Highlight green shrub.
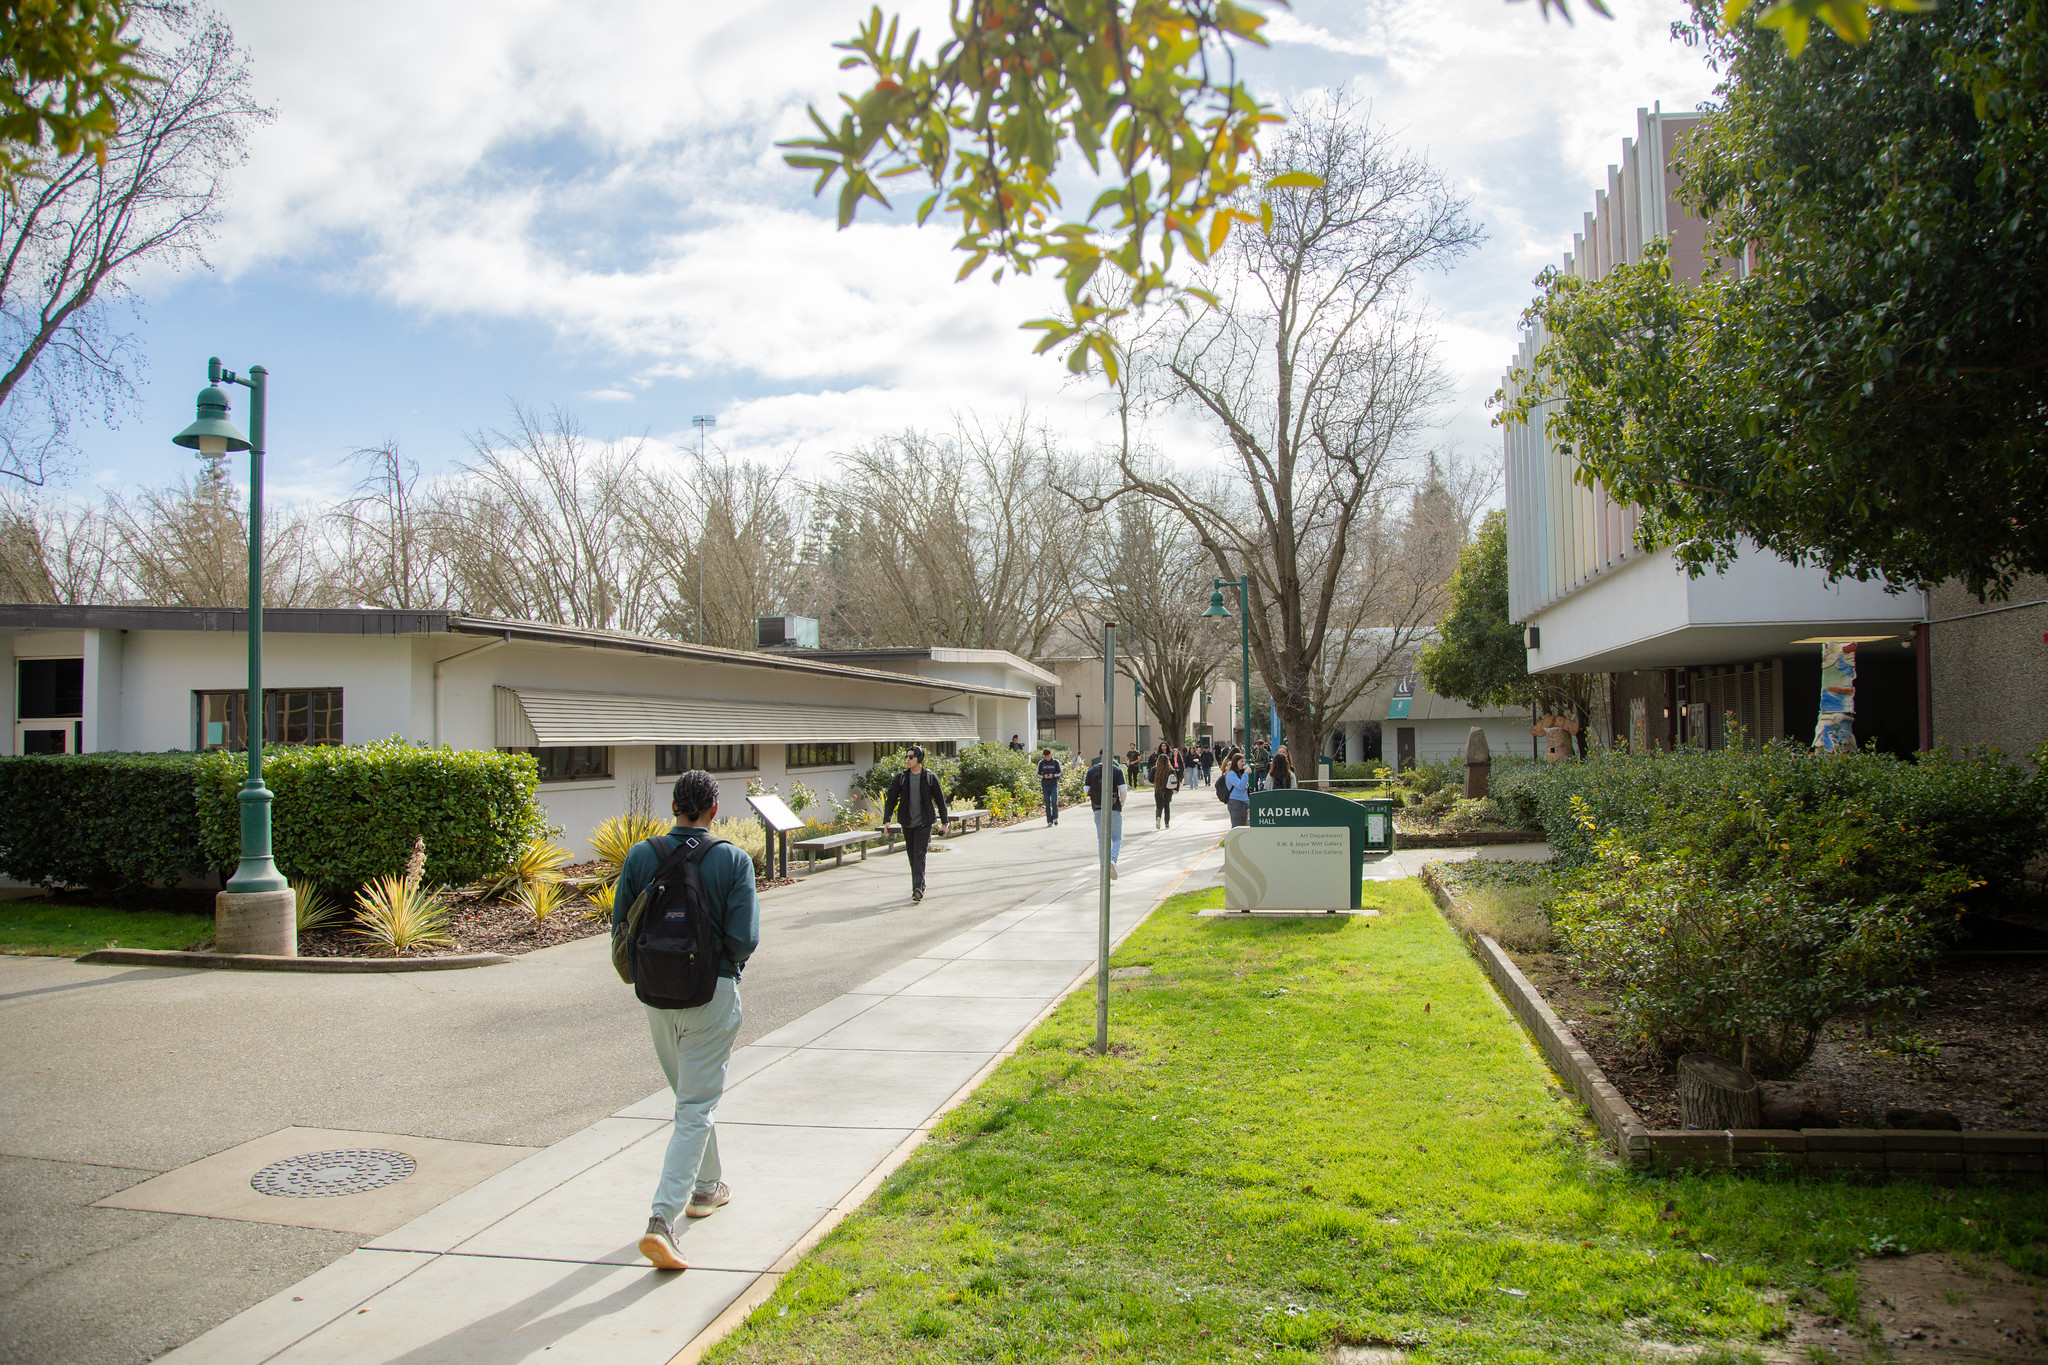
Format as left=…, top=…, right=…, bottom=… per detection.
left=854, top=749, right=962, bottom=802
left=709, top=816, right=767, bottom=876
left=1552, top=810, right=1941, bottom=1076
left=1490, top=742, right=2048, bottom=898
left=1329, top=762, right=1389, bottom=783
left=0, top=753, right=209, bottom=888
left=196, top=739, right=547, bottom=891
left=952, top=742, right=1037, bottom=804
left=1401, top=754, right=1462, bottom=797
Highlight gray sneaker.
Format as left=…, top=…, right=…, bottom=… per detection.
left=638, top=1214, right=687, bottom=1270
left=685, top=1181, right=732, bottom=1220
left=1109, top=860, right=1119, bottom=881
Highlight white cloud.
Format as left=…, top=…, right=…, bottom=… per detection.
left=154, top=0, right=1718, bottom=486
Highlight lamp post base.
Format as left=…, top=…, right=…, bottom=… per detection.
left=216, top=889, right=297, bottom=957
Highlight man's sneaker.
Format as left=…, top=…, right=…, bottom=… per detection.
left=1109, top=860, right=1119, bottom=881
left=686, top=1182, right=732, bottom=1219
left=913, top=887, right=924, bottom=903
left=638, top=1215, right=687, bottom=1270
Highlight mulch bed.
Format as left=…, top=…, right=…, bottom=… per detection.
left=1503, top=910, right=2048, bottom=1132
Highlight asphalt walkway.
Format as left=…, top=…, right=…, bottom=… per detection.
left=155, top=804, right=1227, bottom=1364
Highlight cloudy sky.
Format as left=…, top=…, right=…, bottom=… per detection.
left=75, top=0, right=1720, bottom=503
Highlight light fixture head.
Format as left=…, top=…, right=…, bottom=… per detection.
left=172, top=384, right=250, bottom=453
left=1202, top=588, right=1230, bottom=618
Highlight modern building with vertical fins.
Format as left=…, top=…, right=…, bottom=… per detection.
left=1500, top=106, right=1936, bottom=756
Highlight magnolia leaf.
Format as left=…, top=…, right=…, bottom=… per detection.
left=1264, top=171, right=1323, bottom=190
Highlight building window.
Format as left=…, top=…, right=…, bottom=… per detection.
left=787, top=742, right=854, bottom=769
left=17, top=659, right=83, bottom=719
left=196, top=689, right=344, bottom=751
left=515, top=746, right=611, bottom=782
left=873, top=740, right=956, bottom=761
left=656, top=744, right=757, bottom=775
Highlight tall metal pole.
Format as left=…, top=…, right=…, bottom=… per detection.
left=1097, top=620, right=1115, bottom=1055
left=1236, top=577, right=1252, bottom=756
left=226, top=361, right=282, bottom=894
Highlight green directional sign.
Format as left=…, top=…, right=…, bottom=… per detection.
left=1249, top=788, right=1394, bottom=909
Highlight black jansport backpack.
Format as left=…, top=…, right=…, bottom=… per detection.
left=1215, top=771, right=1231, bottom=803
left=622, top=834, right=726, bottom=1009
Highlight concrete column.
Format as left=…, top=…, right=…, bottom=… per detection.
left=81, top=628, right=122, bottom=752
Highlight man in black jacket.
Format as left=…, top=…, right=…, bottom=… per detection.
left=882, top=746, right=949, bottom=903
left=1036, top=747, right=1064, bottom=826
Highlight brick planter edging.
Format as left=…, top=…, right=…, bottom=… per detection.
left=76, top=947, right=515, bottom=972
left=1416, top=867, right=2045, bottom=1180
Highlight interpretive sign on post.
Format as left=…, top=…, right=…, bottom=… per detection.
left=747, top=794, right=805, bottom=880
left=1222, top=827, right=1351, bottom=912
left=1249, top=788, right=1391, bottom=909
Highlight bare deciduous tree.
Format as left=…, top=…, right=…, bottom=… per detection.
left=0, top=6, right=269, bottom=486
left=634, top=449, right=807, bottom=649
left=328, top=444, right=446, bottom=609
left=1069, top=486, right=1233, bottom=745
left=113, top=458, right=332, bottom=606
left=433, top=407, right=659, bottom=633
left=1091, top=98, right=1483, bottom=758
left=828, top=416, right=1085, bottom=656
left=0, top=495, right=122, bottom=603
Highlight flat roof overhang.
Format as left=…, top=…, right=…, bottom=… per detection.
left=1531, top=619, right=1921, bottom=674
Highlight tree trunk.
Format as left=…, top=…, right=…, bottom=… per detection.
left=1678, top=1053, right=1761, bottom=1130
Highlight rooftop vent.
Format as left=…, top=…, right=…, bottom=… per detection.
left=756, top=615, right=819, bottom=651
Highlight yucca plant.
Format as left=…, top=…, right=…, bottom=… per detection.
left=351, top=875, right=454, bottom=955
left=585, top=880, right=616, bottom=923
left=484, top=837, right=571, bottom=898
left=588, top=812, right=667, bottom=882
left=291, top=878, right=344, bottom=932
left=511, top=877, right=564, bottom=929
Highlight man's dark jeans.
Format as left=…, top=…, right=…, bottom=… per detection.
left=1042, top=778, right=1059, bottom=823
left=904, top=821, right=933, bottom=892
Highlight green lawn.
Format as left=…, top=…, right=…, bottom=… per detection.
left=710, top=881, right=2048, bottom=1364
left=0, top=898, right=214, bottom=956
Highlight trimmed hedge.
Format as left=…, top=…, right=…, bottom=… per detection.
left=196, top=739, right=548, bottom=891
left=0, top=753, right=210, bottom=888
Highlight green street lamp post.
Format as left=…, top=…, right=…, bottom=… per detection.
left=174, top=358, right=295, bottom=955
left=1204, top=576, right=1254, bottom=757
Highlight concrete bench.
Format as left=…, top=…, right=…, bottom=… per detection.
left=789, top=829, right=884, bottom=872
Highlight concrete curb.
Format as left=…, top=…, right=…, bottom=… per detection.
left=663, top=839, right=1221, bottom=1365
left=74, top=947, right=515, bottom=972
left=1417, top=865, right=2047, bottom=1181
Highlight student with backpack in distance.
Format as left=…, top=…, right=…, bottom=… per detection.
left=611, top=770, right=760, bottom=1272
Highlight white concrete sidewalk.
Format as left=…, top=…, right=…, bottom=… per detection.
left=162, top=817, right=1222, bottom=1365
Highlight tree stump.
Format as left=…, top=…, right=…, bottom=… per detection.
left=1678, top=1053, right=1761, bottom=1130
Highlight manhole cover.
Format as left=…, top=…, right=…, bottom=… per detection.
left=250, top=1149, right=416, bottom=1199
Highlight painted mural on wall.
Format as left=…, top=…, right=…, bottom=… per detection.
left=1813, top=641, right=1858, bottom=753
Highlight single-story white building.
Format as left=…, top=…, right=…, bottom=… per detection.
left=1, top=606, right=1044, bottom=859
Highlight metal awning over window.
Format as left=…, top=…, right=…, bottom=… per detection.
left=495, top=687, right=978, bottom=748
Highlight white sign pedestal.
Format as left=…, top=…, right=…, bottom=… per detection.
left=1222, top=827, right=1352, bottom=913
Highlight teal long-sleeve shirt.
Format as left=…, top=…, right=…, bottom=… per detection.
left=610, top=825, right=760, bottom=980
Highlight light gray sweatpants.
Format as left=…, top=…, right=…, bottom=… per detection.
left=644, top=976, right=742, bottom=1223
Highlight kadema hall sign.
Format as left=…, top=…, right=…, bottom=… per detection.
left=1227, top=788, right=1394, bottom=912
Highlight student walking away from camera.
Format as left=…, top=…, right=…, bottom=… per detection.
left=1085, top=750, right=1127, bottom=878
left=1152, top=740, right=1177, bottom=829
left=1197, top=741, right=1214, bottom=785
left=1037, top=747, right=1064, bottom=826
left=883, top=745, right=949, bottom=903
left=1222, top=753, right=1253, bottom=827
left=1269, top=744, right=1294, bottom=790
left=612, top=771, right=759, bottom=1272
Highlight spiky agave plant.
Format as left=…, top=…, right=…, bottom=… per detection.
left=291, top=878, right=344, bottom=932
left=585, top=880, right=617, bottom=924
left=484, top=837, right=571, bottom=899
left=351, top=834, right=454, bottom=955
left=511, top=877, right=564, bottom=929
left=588, top=813, right=667, bottom=882
left=351, top=877, right=454, bottom=955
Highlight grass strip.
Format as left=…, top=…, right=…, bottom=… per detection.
left=0, top=899, right=213, bottom=956
left=711, top=880, right=2048, bottom=1364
